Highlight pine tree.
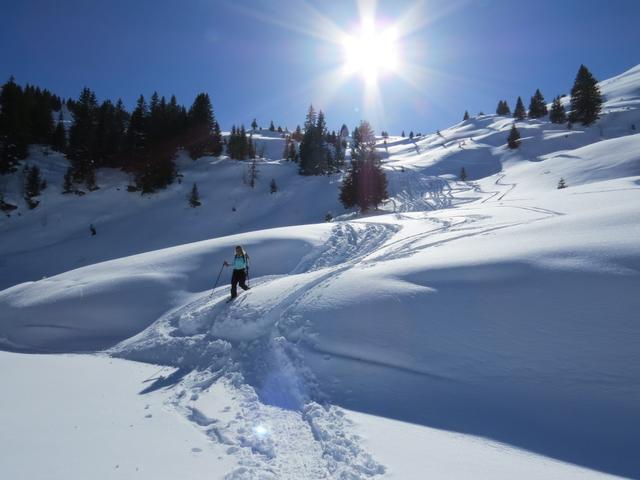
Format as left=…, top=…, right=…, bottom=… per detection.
left=51, top=112, right=66, bottom=152
left=340, top=120, right=388, bottom=212
left=549, top=96, right=567, bottom=124
left=463, top=111, right=470, bottom=121
left=186, top=92, right=218, bottom=159
left=68, top=87, right=100, bottom=183
left=189, top=182, right=201, bottom=207
left=248, top=158, right=259, bottom=188
left=25, top=165, right=42, bottom=198
left=63, top=167, right=73, bottom=193
left=270, top=178, right=278, bottom=194
left=340, top=124, right=349, bottom=138
left=0, top=77, right=30, bottom=173
left=513, top=97, right=526, bottom=120
left=409, top=131, right=414, bottom=139
left=251, top=118, right=258, bottom=131
left=528, top=89, right=548, bottom=118
left=401, top=130, right=405, bottom=137
left=459, top=166, right=467, bottom=181
left=507, top=124, right=521, bottom=149
left=287, top=141, right=298, bottom=162
left=569, top=64, right=603, bottom=126
left=299, top=106, right=331, bottom=175
left=269, top=121, right=275, bottom=131
left=496, top=100, right=511, bottom=116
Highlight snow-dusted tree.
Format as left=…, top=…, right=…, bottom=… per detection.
left=513, top=97, right=526, bottom=120
left=189, top=182, right=201, bottom=207
left=507, top=123, right=521, bottom=149
left=549, top=96, right=567, bottom=124
left=528, top=89, right=548, bottom=118
left=569, top=64, right=603, bottom=126
left=557, top=178, right=567, bottom=189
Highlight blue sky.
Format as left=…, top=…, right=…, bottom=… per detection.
left=1, top=0, right=638, bottom=135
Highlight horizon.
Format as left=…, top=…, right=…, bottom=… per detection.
left=1, top=0, right=639, bottom=134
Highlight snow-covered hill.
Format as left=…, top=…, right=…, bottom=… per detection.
left=1, top=65, right=639, bottom=479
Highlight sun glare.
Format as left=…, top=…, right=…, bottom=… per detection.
left=342, top=19, right=400, bottom=82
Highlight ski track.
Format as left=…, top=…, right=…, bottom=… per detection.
left=110, top=172, right=565, bottom=479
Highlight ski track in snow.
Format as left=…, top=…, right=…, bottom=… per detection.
left=108, top=174, right=570, bottom=479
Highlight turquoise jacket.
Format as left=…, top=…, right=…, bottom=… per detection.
left=232, top=255, right=248, bottom=271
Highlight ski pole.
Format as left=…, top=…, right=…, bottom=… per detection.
left=210, top=262, right=226, bottom=296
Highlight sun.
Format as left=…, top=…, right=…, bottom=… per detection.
left=341, top=18, right=400, bottom=82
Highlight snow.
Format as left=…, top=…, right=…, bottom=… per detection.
left=1, top=64, right=640, bottom=478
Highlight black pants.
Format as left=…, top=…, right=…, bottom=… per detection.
left=231, top=269, right=249, bottom=298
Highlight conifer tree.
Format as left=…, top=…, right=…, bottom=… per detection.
left=549, top=96, right=567, bottom=124
left=51, top=112, right=66, bottom=152
left=459, top=166, right=467, bottom=181
left=270, top=178, right=278, bottom=194
left=496, top=100, right=511, bottom=116
left=269, top=120, right=275, bottom=132
left=528, top=89, right=548, bottom=118
left=68, top=87, right=100, bottom=182
left=0, top=77, right=30, bottom=173
left=401, top=130, right=405, bottom=137
left=340, top=120, right=388, bottom=211
left=189, top=182, right=201, bottom=207
left=186, top=93, right=219, bottom=159
left=463, top=111, right=470, bottom=121
left=340, top=124, right=349, bottom=138
left=569, top=64, right=603, bottom=126
left=513, top=97, right=526, bottom=120
left=25, top=165, right=42, bottom=199
left=557, top=178, right=567, bottom=189
left=251, top=118, right=258, bottom=131
left=507, top=123, right=521, bottom=149
left=63, top=167, right=74, bottom=193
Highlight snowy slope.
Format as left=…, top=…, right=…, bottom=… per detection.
left=1, top=64, right=640, bottom=479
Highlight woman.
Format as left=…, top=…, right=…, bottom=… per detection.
left=224, top=245, right=250, bottom=300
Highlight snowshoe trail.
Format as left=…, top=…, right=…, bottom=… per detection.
left=112, top=221, right=396, bottom=478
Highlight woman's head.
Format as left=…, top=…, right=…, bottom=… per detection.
left=235, top=245, right=244, bottom=256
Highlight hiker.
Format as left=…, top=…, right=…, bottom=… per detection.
left=224, top=245, right=250, bottom=299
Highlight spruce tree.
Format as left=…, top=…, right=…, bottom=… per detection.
left=51, top=112, right=66, bottom=152
left=270, top=178, right=278, bottom=194
left=68, top=87, right=100, bottom=183
left=25, top=165, right=42, bottom=198
left=340, top=120, right=388, bottom=211
left=189, top=183, right=201, bottom=207
left=496, top=100, right=511, bottom=116
left=463, top=111, right=470, bottom=121
left=557, top=178, right=567, bottom=189
left=528, top=89, right=548, bottom=118
left=507, top=124, right=521, bottom=149
left=251, top=118, right=258, bottom=131
left=569, top=64, right=603, bottom=125
left=63, top=167, right=73, bottom=193
left=459, top=166, right=467, bottom=181
left=513, top=97, right=526, bottom=120
left=0, top=77, right=30, bottom=173
left=269, top=120, right=275, bottom=132
left=549, top=96, right=567, bottom=124
left=186, top=92, right=217, bottom=159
